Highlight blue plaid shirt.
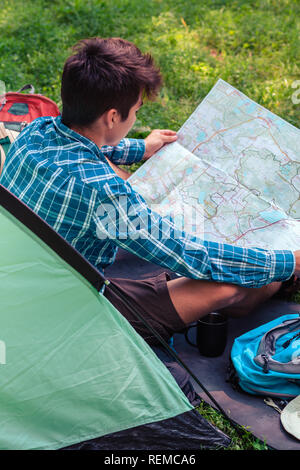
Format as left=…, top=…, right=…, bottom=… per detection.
left=0, top=116, right=295, bottom=287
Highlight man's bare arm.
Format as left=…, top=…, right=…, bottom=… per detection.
left=294, top=250, right=300, bottom=277
left=104, top=156, right=131, bottom=180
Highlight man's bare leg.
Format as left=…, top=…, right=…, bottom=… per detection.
left=166, top=277, right=281, bottom=325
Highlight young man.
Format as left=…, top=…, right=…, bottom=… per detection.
left=1, top=37, right=299, bottom=346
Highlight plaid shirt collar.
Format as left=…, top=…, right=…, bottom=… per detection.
left=53, top=115, right=107, bottom=163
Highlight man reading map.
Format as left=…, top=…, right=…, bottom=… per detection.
left=1, top=37, right=299, bottom=346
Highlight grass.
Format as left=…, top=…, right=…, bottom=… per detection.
left=0, top=0, right=299, bottom=132
left=0, top=0, right=299, bottom=450
left=196, top=401, right=269, bottom=450
left=294, top=291, right=300, bottom=303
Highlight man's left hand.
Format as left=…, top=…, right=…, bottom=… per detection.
left=143, top=129, right=178, bottom=160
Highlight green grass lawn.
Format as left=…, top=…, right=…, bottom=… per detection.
left=1, top=0, right=299, bottom=449
left=1, top=0, right=299, bottom=132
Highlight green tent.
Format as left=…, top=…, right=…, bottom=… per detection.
left=0, top=184, right=230, bottom=450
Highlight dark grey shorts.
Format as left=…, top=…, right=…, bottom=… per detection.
left=103, top=272, right=186, bottom=346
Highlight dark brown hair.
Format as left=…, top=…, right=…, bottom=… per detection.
left=61, top=37, right=162, bottom=127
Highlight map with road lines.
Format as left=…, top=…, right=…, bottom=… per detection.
left=129, top=79, right=300, bottom=250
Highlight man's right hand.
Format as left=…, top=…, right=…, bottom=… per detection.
left=294, top=250, right=300, bottom=277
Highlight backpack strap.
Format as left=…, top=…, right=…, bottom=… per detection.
left=16, top=84, right=35, bottom=94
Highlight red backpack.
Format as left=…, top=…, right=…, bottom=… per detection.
left=0, top=84, right=60, bottom=175
left=0, top=84, right=60, bottom=132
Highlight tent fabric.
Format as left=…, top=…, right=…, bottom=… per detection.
left=0, top=186, right=231, bottom=450
left=0, top=205, right=192, bottom=449
left=151, top=346, right=203, bottom=408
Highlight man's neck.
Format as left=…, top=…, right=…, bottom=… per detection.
left=70, top=123, right=105, bottom=149
left=70, top=123, right=130, bottom=178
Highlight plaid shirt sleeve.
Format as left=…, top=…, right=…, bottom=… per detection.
left=101, top=138, right=145, bottom=165
left=93, top=176, right=295, bottom=288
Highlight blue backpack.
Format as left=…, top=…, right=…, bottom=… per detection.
left=229, top=314, right=300, bottom=399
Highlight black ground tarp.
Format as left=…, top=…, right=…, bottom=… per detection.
left=63, top=409, right=231, bottom=450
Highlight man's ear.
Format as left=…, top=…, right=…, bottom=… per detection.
left=105, top=109, right=120, bottom=129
